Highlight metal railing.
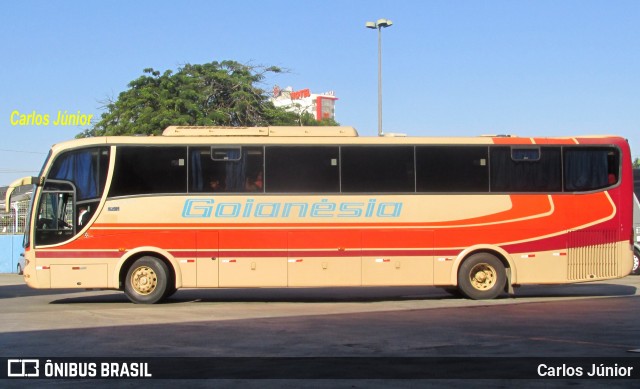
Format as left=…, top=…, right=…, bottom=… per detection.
left=0, top=199, right=30, bottom=234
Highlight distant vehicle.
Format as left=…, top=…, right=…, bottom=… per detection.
left=17, top=253, right=24, bottom=275
left=632, top=168, right=640, bottom=275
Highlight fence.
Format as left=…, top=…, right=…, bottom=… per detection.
left=1, top=198, right=30, bottom=234
left=0, top=196, right=30, bottom=273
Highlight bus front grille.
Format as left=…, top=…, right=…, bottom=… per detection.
left=567, top=229, right=618, bottom=281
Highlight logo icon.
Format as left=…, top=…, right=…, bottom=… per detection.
left=7, top=359, right=40, bottom=377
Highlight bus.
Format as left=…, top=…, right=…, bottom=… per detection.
left=4, top=126, right=635, bottom=304
left=633, top=168, right=640, bottom=274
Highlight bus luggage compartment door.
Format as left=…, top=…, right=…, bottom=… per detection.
left=50, top=264, right=108, bottom=288
left=218, top=230, right=288, bottom=287
left=287, top=230, right=361, bottom=287
left=362, top=230, right=434, bottom=286
left=196, top=231, right=219, bottom=287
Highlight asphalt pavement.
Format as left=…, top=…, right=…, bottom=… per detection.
left=1, top=274, right=639, bottom=388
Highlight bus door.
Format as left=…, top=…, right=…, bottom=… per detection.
left=34, top=179, right=108, bottom=288
left=34, top=180, right=76, bottom=246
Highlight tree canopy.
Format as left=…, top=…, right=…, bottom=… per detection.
left=77, top=60, right=336, bottom=138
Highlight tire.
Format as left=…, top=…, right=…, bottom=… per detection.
left=632, top=248, right=640, bottom=275
left=458, top=253, right=506, bottom=300
left=124, top=256, right=169, bottom=304
left=163, top=285, right=178, bottom=299
left=162, top=270, right=177, bottom=299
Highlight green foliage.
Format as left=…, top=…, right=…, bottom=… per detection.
left=77, top=60, right=337, bottom=138
left=300, top=113, right=340, bottom=126
left=634, top=157, right=640, bottom=168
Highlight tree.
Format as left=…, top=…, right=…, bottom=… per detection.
left=300, top=113, right=340, bottom=126
left=633, top=157, right=640, bottom=168
left=77, top=60, right=331, bottom=138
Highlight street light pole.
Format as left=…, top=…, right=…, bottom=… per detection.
left=366, top=18, right=392, bottom=137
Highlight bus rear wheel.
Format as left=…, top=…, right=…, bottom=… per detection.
left=124, top=256, right=169, bottom=304
left=458, top=253, right=506, bottom=300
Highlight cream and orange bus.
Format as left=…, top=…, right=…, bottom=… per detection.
left=4, top=126, right=635, bottom=303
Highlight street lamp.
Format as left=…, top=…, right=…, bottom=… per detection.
left=366, top=18, right=392, bottom=137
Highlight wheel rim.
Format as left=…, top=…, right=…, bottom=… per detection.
left=468, top=263, right=497, bottom=291
left=130, top=266, right=158, bottom=295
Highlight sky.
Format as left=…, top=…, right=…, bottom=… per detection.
left=1, top=0, right=638, bottom=186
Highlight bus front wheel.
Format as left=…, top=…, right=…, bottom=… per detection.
left=458, top=253, right=506, bottom=300
left=124, top=256, right=169, bottom=304
left=632, top=248, right=640, bottom=275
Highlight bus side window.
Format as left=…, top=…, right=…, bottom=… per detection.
left=341, top=146, right=414, bottom=193
left=189, top=146, right=264, bottom=193
left=416, top=146, right=489, bottom=192
left=109, top=146, right=187, bottom=197
left=48, top=147, right=109, bottom=201
left=490, top=146, right=562, bottom=192
left=265, top=146, right=339, bottom=193
left=564, top=148, right=619, bottom=191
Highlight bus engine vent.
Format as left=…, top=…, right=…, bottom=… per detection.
left=567, top=229, right=619, bottom=281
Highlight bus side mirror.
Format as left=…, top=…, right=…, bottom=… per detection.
left=4, top=176, right=39, bottom=212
